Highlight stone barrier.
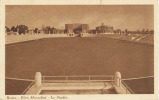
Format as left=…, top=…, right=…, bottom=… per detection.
left=35, top=72, right=41, bottom=87
left=5, top=33, right=69, bottom=44
left=114, top=72, right=121, bottom=87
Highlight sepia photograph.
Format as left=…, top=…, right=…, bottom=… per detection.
left=3, top=2, right=156, bottom=97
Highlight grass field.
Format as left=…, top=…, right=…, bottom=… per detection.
left=5, top=79, right=32, bottom=95
left=124, top=77, right=154, bottom=94
left=5, top=37, right=154, bottom=94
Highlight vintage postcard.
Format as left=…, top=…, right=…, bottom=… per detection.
left=0, top=0, right=158, bottom=100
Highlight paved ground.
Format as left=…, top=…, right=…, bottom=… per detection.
left=5, top=37, right=154, bottom=94
left=40, top=89, right=116, bottom=94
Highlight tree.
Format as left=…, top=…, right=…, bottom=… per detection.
left=34, top=28, right=38, bottom=33
left=146, top=29, right=149, bottom=33
left=16, top=25, right=19, bottom=32
left=113, top=30, right=116, bottom=34
left=125, top=29, right=128, bottom=34
left=50, top=27, right=56, bottom=34
left=116, top=29, right=121, bottom=34
left=18, top=25, right=29, bottom=34
left=142, top=29, right=145, bottom=34
left=11, top=26, right=16, bottom=32
left=5, top=26, right=10, bottom=32
left=118, top=29, right=122, bottom=34
left=137, top=30, right=140, bottom=34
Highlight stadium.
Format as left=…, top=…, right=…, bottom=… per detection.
left=5, top=5, right=154, bottom=95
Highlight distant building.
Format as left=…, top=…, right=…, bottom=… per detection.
left=81, top=24, right=89, bottom=33
left=95, top=23, right=113, bottom=34
left=89, top=29, right=97, bottom=34
left=54, top=29, right=66, bottom=34
left=65, top=24, right=74, bottom=33
left=65, top=23, right=89, bottom=34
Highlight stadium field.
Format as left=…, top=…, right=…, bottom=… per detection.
left=5, top=37, right=154, bottom=94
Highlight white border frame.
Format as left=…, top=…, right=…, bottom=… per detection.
left=0, top=0, right=158, bottom=100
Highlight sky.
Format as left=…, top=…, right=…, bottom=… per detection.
left=5, top=5, right=154, bottom=31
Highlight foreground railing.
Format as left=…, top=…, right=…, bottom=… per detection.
left=42, top=75, right=114, bottom=83
left=21, top=81, right=35, bottom=95
left=21, top=72, right=135, bottom=94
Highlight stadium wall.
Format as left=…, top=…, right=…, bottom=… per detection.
left=5, top=33, right=69, bottom=44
